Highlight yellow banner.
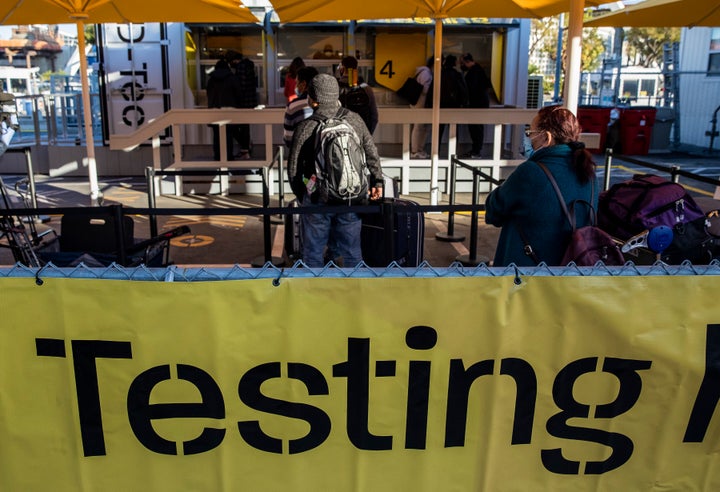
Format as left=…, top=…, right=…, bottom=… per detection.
left=2, top=275, right=720, bottom=490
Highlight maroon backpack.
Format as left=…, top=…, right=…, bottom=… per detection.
left=598, top=174, right=705, bottom=240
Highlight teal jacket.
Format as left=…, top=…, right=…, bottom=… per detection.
left=485, top=144, right=599, bottom=266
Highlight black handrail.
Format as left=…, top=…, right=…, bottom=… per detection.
left=604, top=152, right=720, bottom=189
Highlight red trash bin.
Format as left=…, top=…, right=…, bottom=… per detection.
left=619, top=107, right=657, bottom=155
left=577, top=106, right=612, bottom=153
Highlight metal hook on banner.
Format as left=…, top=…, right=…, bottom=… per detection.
left=513, top=265, right=522, bottom=285
left=273, top=267, right=285, bottom=287
left=34, top=265, right=46, bottom=286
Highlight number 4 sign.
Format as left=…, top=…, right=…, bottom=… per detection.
left=374, top=33, right=427, bottom=92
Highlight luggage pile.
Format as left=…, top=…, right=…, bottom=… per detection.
left=597, top=174, right=720, bottom=264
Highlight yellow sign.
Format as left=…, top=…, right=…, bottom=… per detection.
left=374, top=33, right=427, bottom=92
left=2, top=275, right=720, bottom=490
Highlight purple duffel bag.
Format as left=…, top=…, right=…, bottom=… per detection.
left=598, top=174, right=705, bottom=240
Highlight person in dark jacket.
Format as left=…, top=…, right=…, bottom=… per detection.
left=337, top=55, right=379, bottom=134
left=206, top=59, right=241, bottom=161
left=426, top=55, right=468, bottom=156
left=227, top=51, right=258, bottom=159
left=287, top=73, right=384, bottom=268
left=461, top=52, right=493, bottom=158
left=485, top=105, right=598, bottom=266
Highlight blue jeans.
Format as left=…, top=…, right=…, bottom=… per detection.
left=301, top=195, right=363, bottom=268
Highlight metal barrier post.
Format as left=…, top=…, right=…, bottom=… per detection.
left=604, top=148, right=613, bottom=191
left=435, top=155, right=466, bottom=243
left=670, top=165, right=680, bottom=183
left=271, top=146, right=285, bottom=224
left=145, top=167, right=158, bottom=238
left=111, top=204, right=127, bottom=266
left=277, top=145, right=285, bottom=212
left=252, top=166, right=285, bottom=267
left=456, top=169, right=489, bottom=266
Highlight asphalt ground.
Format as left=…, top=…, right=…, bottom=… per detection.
left=2, top=146, right=720, bottom=268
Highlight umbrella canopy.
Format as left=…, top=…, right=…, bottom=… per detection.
left=272, top=0, right=533, bottom=22
left=585, top=0, right=720, bottom=27
left=582, top=0, right=716, bottom=137
left=1, top=0, right=258, bottom=204
left=0, top=0, right=258, bottom=24
left=272, top=0, right=592, bottom=204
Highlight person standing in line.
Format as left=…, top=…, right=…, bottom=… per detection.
left=461, top=52, right=493, bottom=158
left=337, top=55, right=379, bottom=134
left=485, top=106, right=598, bottom=266
left=410, top=57, right=433, bottom=159
left=287, top=74, right=384, bottom=268
left=283, top=66, right=319, bottom=147
left=227, top=51, right=258, bottom=160
left=206, top=59, right=241, bottom=161
left=284, top=57, right=305, bottom=103
left=426, top=54, right=468, bottom=157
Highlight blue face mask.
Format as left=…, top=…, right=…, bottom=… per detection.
left=295, top=87, right=302, bottom=97
left=522, top=135, right=535, bottom=158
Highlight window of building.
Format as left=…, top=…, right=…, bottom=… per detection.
left=709, top=28, right=720, bottom=76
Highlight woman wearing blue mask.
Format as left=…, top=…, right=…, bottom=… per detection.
left=485, top=105, right=598, bottom=266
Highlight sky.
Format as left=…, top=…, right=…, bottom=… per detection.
left=0, top=24, right=77, bottom=40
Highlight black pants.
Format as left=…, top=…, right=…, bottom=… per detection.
left=468, top=124, right=485, bottom=155
left=211, top=125, right=241, bottom=161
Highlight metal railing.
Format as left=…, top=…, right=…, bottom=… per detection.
left=438, top=155, right=504, bottom=266
left=11, top=93, right=103, bottom=146
left=602, top=149, right=720, bottom=191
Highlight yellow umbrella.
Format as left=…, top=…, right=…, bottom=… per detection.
left=272, top=0, right=595, bottom=204
left=0, top=0, right=258, bottom=204
left=0, top=0, right=258, bottom=24
left=585, top=0, right=719, bottom=27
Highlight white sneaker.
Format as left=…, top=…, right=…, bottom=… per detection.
left=411, top=151, right=429, bottom=159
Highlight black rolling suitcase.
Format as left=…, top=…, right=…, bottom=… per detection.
left=283, top=199, right=302, bottom=262
left=361, top=198, right=424, bottom=267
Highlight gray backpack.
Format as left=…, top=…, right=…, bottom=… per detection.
left=311, top=108, right=368, bottom=204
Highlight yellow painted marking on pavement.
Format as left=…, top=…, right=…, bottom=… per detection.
left=170, top=234, right=215, bottom=248
left=163, top=215, right=247, bottom=229
left=102, top=188, right=145, bottom=204
left=429, top=217, right=469, bottom=257
left=616, top=165, right=713, bottom=196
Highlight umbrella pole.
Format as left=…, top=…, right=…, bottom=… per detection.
left=76, top=21, right=101, bottom=205
left=563, top=0, right=585, bottom=114
left=429, top=18, right=443, bottom=206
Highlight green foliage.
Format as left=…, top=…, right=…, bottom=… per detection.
left=84, top=25, right=96, bottom=46
left=531, top=16, right=606, bottom=76
left=624, top=28, right=680, bottom=67
left=39, top=71, right=68, bottom=82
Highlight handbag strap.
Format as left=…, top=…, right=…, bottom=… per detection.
left=516, top=161, right=595, bottom=265
left=536, top=161, right=596, bottom=232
